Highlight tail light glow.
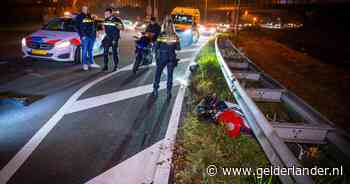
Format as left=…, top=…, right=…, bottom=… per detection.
left=70, top=38, right=81, bottom=46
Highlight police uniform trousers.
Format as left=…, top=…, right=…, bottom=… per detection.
left=103, top=37, right=119, bottom=68
left=154, top=59, right=176, bottom=94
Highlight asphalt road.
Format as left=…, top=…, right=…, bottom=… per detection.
left=0, top=30, right=209, bottom=184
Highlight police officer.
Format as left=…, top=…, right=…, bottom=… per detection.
left=145, top=17, right=161, bottom=42
left=153, top=16, right=180, bottom=99
left=102, top=8, right=124, bottom=72
left=75, top=5, right=100, bottom=71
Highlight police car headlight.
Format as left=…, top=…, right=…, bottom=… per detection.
left=55, top=40, right=71, bottom=48
left=21, top=38, right=26, bottom=47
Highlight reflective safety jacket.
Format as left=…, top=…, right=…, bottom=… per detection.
left=155, top=33, right=180, bottom=64
left=103, top=16, right=123, bottom=40
left=75, top=13, right=96, bottom=38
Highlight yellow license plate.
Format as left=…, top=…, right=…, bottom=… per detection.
left=32, top=49, right=48, bottom=55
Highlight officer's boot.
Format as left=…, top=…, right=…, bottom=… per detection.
left=152, top=89, right=158, bottom=98
left=113, top=66, right=118, bottom=72
left=167, top=91, right=172, bottom=99
left=112, top=44, right=119, bottom=72
left=167, top=88, right=172, bottom=99
left=102, top=65, right=108, bottom=72
left=102, top=50, right=109, bottom=72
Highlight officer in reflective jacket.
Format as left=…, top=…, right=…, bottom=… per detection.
left=153, top=16, right=180, bottom=99
left=75, top=5, right=99, bottom=71
left=102, top=8, right=124, bottom=72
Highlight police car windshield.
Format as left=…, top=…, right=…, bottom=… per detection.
left=43, top=18, right=76, bottom=32
left=172, top=15, right=193, bottom=25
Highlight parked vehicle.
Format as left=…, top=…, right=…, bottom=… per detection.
left=21, top=13, right=105, bottom=63
left=171, top=7, right=200, bottom=47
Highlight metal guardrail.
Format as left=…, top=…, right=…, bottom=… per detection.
left=215, top=37, right=314, bottom=184
left=216, top=36, right=350, bottom=157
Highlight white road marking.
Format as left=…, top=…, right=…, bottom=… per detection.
left=176, top=48, right=199, bottom=54
left=0, top=64, right=133, bottom=184
left=67, top=81, right=179, bottom=114
left=178, top=58, right=192, bottom=63
left=0, top=61, right=8, bottom=65
left=85, top=140, right=163, bottom=184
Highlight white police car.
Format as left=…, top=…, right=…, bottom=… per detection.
left=21, top=14, right=105, bottom=63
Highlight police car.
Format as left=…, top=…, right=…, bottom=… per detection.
left=21, top=13, right=105, bottom=63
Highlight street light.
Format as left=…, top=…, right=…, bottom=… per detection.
left=205, top=0, right=208, bottom=24
left=234, top=0, right=240, bottom=36
left=244, top=10, right=248, bottom=16
left=153, top=0, right=158, bottom=18
left=253, top=17, right=257, bottom=25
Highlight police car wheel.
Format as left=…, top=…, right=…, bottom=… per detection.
left=73, top=46, right=82, bottom=65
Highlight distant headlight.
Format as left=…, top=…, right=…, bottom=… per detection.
left=210, top=27, right=216, bottom=33
left=21, top=38, right=26, bottom=47
left=183, top=29, right=192, bottom=35
left=55, top=40, right=71, bottom=48
left=199, top=25, right=205, bottom=32
left=141, top=24, right=147, bottom=29
left=64, top=11, right=71, bottom=17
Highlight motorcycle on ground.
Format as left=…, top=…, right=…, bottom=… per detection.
left=132, top=32, right=155, bottom=74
